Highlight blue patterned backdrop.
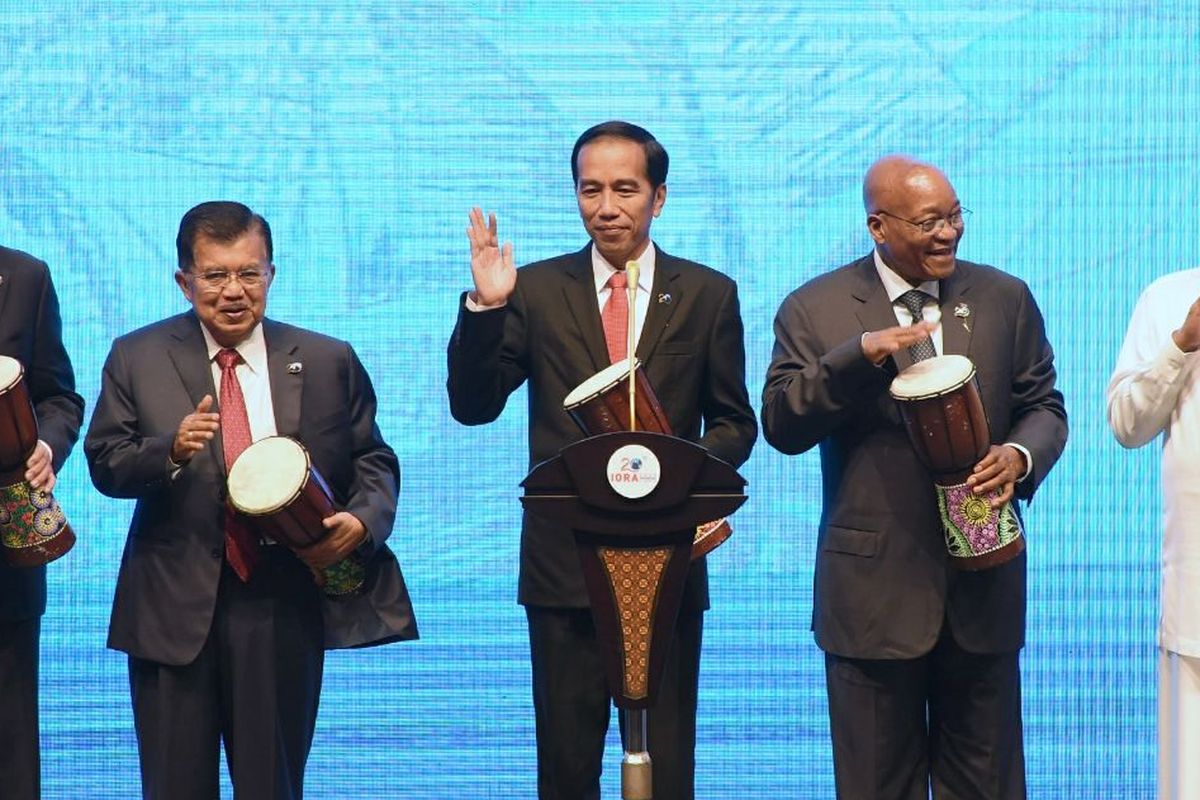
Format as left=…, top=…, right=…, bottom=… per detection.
left=3, top=1, right=1197, bottom=796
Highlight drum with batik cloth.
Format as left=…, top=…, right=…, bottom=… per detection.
left=889, top=354, right=1024, bottom=570
left=0, top=356, right=74, bottom=567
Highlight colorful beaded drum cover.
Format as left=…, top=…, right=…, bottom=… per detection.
left=0, top=480, right=74, bottom=567
left=936, top=481, right=1024, bottom=564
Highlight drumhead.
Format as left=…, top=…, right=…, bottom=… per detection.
left=562, top=358, right=641, bottom=409
left=0, top=355, right=23, bottom=392
left=227, top=436, right=309, bottom=514
left=889, top=354, right=975, bottom=400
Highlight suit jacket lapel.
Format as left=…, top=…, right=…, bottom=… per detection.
left=167, top=313, right=224, bottom=474
left=939, top=262, right=975, bottom=358
left=0, top=268, right=11, bottom=325
left=851, top=254, right=915, bottom=370
left=263, top=319, right=303, bottom=438
left=636, top=245, right=683, bottom=363
left=560, top=245, right=610, bottom=372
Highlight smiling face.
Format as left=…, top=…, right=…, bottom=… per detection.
left=175, top=226, right=274, bottom=347
left=866, top=163, right=963, bottom=285
left=575, top=136, right=666, bottom=267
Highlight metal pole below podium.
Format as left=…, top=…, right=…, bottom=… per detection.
left=621, top=707, right=652, bottom=800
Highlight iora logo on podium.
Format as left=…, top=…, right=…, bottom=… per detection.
left=606, top=444, right=662, bottom=499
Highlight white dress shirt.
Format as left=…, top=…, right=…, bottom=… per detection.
left=1108, top=267, right=1200, bottom=656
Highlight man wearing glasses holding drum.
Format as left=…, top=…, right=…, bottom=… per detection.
left=762, top=155, right=1067, bottom=798
left=0, top=246, right=84, bottom=800
left=85, top=201, right=417, bottom=799
left=447, top=121, right=757, bottom=799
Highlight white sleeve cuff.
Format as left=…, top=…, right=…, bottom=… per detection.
left=465, top=291, right=507, bottom=312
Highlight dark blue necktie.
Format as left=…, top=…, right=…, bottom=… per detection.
left=897, top=289, right=937, bottom=362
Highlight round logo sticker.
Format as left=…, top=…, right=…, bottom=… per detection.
left=606, top=444, right=661, bottom=499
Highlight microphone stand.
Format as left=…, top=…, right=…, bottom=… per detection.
left=626, top=260, right=640, bottom=431
left=619, top=259, right=652, bottom=800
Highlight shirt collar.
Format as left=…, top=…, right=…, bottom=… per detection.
left=873, top=248, right=940, bottom=303
left=199, top=321, right=269, bottom=376
left=592, top=241, right=656, bottom=295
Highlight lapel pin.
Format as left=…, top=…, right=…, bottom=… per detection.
left=287, top=362, right=303, bottom=374
left=954, top=303, right=971, bottom=332
left=657, top=293, right=671, bottom=305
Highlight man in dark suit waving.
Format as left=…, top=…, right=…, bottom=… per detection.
left=448, top=121, right=756, bottom=799
left=85, top=201, right=416, bottom=799
left=0, top=246, right=84, bottom=800
left=762, top=156, right=1067, bottom=799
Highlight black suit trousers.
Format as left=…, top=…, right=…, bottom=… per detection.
left=0, top=617, right=40, bottom=800
left=526, top=605, right=703, bottom=800
left=824, top=625, right=1025, bottom=800
left=129, top=549, right=324, bottom=800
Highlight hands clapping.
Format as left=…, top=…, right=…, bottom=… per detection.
left=171, top=394, right=220, bottom=465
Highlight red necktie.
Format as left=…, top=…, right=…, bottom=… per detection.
left=601, top=270, right=629, bottom=364
left=216, top=348, right=260, bottom=582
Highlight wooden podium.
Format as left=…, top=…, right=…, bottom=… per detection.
left=522, top=430, right=747, bottom=799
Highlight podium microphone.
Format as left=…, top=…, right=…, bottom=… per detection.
left=625, top=260, right=640, bottom=431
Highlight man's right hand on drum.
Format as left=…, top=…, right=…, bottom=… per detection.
left=24, top=440, right=56, bottom=492
left=861, top=321, right=939, bottom=365
left=467, top=207, right=516, bottom=308
left=968, top=443, right=1027, bottom=508
left=171, top=394, right=220, bottom=465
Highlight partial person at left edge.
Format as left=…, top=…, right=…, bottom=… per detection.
left=84, top=201, right=417, bottom=800
left=0, top=246, right=85, bottom=800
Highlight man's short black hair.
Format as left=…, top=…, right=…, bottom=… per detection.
left=176, top=201, right=273, bottom=271
left=571, top=121, right=669, bottom=188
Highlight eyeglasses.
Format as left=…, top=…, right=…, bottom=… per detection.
left=875, top=208, right=971, bottom=235
left=188, top=268, right=270, bottom=292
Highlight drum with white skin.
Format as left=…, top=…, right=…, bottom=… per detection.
left=563, top=358, right=732, bottom=560
left=228, top=435, right=364, bottom=595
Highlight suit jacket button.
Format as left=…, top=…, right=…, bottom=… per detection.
left=210, top=548, right=221, bottom=560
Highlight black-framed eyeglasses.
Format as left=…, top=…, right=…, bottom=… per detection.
left=187, top=268, right=270, bottom=292
left=874, top=207, right=971, bottom=235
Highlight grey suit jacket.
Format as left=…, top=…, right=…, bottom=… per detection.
left=0, top=247, right=84, bottom=622
left=448, top=244, right=757, bottom=610
left=762, top=254, right=1067, bottom=658
left=85, top=313, right=416, bottom=665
